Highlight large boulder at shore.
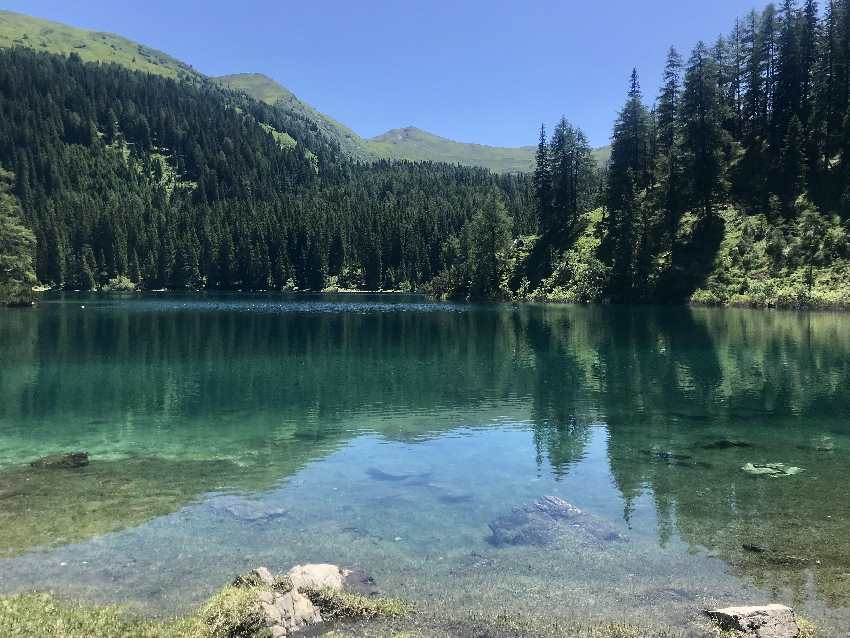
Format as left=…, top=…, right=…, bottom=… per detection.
left=230, top=563, right=380, bottom=636
left=287, top=563, right=347, bottom=592
left=705, top=604, right=799, bottom=638
left=231, top=566, right=321, bottom=637
left=488, top=495, right=626, bottom=547
left=287, top=563, right=380, bottom=597
left=255, top=588, right=320, bottom=638
left=30, top=452, right=89, bottom=469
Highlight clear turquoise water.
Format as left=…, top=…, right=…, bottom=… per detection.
left=1, top=294, right=849, bottom=634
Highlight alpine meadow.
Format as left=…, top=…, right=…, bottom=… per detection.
left=2, top=2, right=850, bottom=638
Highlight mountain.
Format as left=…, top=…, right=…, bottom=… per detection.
left=368, top=127, right=535, bottom=173
left=214, top=73, right=375, bottom=161
left=216, top=76, right=612, bottom=172
left=0, top=10, right=200, bottom=80
left=371, top=127, right=611, bottom=173
left=0, top=10, right=607, bottom=174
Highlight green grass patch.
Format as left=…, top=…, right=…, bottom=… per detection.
left=0, top=10, right=200, bottom=80
left=303, top=588, right=413, bottom=620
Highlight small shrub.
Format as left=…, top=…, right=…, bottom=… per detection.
left=200, top=586, right=265, bottom=638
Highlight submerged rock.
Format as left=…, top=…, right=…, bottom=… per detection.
left=206, top=495, right=287, bottom=523
left=366, top=467, right=431, bottom=484
left=30, top=452, right=89, bottom=469
left=705, top=604, right=799, bottom=638
left=702, top=439, right=754, bottom=450
left=487, top=495, right=626, bottom=547
left=640, top=449, right=711, bottom=469
left=741, top=463, right=804, bottom=478
left=642, top=449, right=693, bottom=462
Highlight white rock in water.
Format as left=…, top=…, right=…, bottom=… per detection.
left=706, top=604, right=799, bottom=638
left=741, top=463, right=803, bottom=478
left=287, top=563, right=349, bottom=592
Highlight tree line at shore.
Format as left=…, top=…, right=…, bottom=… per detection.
left=1, top=0, right=849, bottom=306
left=525, top=0, right=850, bottom=306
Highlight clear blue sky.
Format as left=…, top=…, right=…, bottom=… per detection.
left=4, top=0, right=763, bottom=148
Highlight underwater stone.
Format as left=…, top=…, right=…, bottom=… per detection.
left=206, top=495, right=287, bottom=523
left=30, top=452, right=89, bottom=469
left=706, top=604, right=799, bottom=638
left=741, top=463, right=804, bottom=478
left=488, top=495, right=626, bottom=547
left=703, top=439, right=754, bottom=450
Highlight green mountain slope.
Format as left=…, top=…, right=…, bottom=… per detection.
left=1, top=10, right=608, bottom=173
left=368, top=127, right=536, bottom=173
left=215, top=73, right=375, bottom=161
left=0, top=10, right=200, bottom=80
left=216, top=76, right=612, bottom=172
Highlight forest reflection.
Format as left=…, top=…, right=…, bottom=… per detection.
left=1, top=295, right=849, bottom=602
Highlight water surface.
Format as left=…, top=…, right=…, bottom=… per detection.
left=1, top=294, right=849, bottom=634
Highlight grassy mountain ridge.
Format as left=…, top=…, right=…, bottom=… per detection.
left=215, top=73, right=376, bottom=161
left=217, top=75, right=612, bottom=172
left=368, top=126, right=536, bottom=173
left=0, top=10, right=200, bottom=80
left=0, top=9, right=607, bottom=173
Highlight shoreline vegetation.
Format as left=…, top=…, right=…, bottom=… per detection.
left=0, top=579, right=820, bottom=638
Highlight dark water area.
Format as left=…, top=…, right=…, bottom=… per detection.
left=1, top=293, right=849, bottom=634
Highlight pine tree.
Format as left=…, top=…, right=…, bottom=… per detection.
left=799, top=0, right=819, bottom=123
left=775, top=0, right=803, bottom=139
left=464, top=194, right=512, bottom=300
left=602, top=70, right=652, bottom=300
left=533, top=124, right=553, bottom=234
left=779, top=115, right=807, bottom=209
left=655, top=48, right=685, bottom=235
left=0, top=170, right=37, bottom=305
left=681, top=42, right=728, bottom=218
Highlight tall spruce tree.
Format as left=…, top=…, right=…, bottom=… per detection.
left=602, top=69, right=653, bottom=300
left=681, top=41, right=728, bottom=219
left=533, top=124, right=553, bottom=234
left=655, top=47, right=685, bottom=235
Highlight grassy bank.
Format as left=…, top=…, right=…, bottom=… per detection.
left=506, top=205, right=850, bottom=310
left=0, top=589, right=748, bottom=638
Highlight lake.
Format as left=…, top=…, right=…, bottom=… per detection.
left=1, top=294, right=849, bottom=635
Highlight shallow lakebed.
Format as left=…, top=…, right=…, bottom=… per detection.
left=1, top=294, right=849, bottom=635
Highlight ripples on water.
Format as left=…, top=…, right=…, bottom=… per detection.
left=1, top=293, right=849, bottom=634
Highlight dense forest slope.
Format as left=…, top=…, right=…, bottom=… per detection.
left=1, top=1, right=849, bottom=308
left=214, top=73, right=376, bottom=161
left=0, top=47, right=532, bottom=296
left=0, top=11, right=569, bottom=174
left=507, top=0, right=850, bottom=309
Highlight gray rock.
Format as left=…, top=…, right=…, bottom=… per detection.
left=232, top=567, right=322, bottom=636
left=287, top=563, right=347, bottom=592
left=279, top=589, right=322, bottom=630
left=30, top=452, right=89, bottom=469
left=705, top=604, right=799, bottom=638
left=488, top=495, right=626, bottom=547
